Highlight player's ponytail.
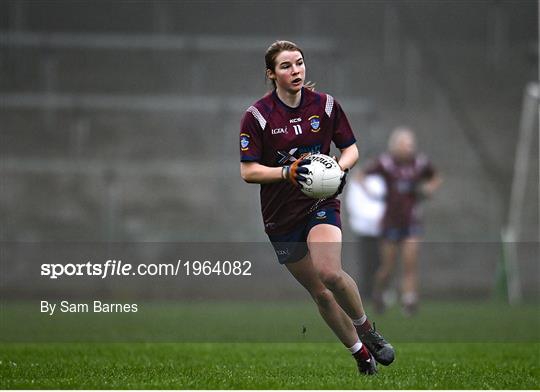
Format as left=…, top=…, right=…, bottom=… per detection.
left=264, top=40, right=315, bottom=91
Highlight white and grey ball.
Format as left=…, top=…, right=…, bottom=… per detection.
left=299, top=154, right=343, bottom=199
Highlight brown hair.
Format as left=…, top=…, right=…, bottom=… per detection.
left=265, top=40, right=315, bottom=91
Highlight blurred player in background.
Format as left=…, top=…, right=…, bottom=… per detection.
left=363, top=127, right=442, bottom=316
left=346, top=173, right=386, bottom=299
left=239, top=40, right=394, bottom=375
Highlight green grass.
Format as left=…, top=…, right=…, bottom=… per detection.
left=2, top=300, right=539, bottom=342
left=1, top=300, right=539, bottom=389
left=1, top=342, right=538, bottom=389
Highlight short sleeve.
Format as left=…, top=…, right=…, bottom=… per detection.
left=239, top=108, right=263, bottom=162
left=329, top=97, right=356, bottom=149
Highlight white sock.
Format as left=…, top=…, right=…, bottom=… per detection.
left=351, top=314, right=367, bottom=326
left=348, top=339, right=363, bottom=354
left=402, top=292, right=418, bottom=305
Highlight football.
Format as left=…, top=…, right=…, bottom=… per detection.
left=299, top=153, right=343, bottom=199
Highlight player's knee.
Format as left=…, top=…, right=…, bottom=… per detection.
left=311, top=288, right=334, bottom=308
left=319, top=270, right=344, bottom=290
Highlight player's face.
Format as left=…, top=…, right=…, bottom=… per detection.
left=392, top=134, right=416, bottom=161
left=268, top=50, right=305, bottom=94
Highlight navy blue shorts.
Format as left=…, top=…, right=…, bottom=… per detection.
left=268, top=207, right=342, bottom=264
left=381, top=225, right=423, bottom=242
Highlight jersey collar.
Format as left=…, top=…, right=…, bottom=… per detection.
left=272, top=87, right=304, bottom=111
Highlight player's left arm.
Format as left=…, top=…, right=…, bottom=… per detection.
left=336, top=143, right=359, bottom=171
left=419, top=174, right=442, bottom=198
left=415, top=155, right=442, bottom=199
left=329, top=95, right=358, bottom=191
left=332, top=143, right=359, bottom=196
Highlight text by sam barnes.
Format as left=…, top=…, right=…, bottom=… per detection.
left=41, top=300, right=138, bottom=315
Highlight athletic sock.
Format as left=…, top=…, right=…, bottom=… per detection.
left=348, top=340, right=363, bottom=354
left=349, top=339, right=371, bottom=360
left=352, top=314, right=372, bottom=332
left=402, top=291, right=418, bottom=306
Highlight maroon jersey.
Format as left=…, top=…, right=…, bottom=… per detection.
left=365, top=153, right=435, bottom=229
left=239, top=88, right=356, bottom=235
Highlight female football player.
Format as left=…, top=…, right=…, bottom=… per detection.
left=239, top=40, right=394, bottom=375
left=364, top=127, right=442, bottom=316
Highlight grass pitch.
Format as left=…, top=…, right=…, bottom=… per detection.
left=1, top=301, right=539, bottom=389
left=1, top=342, right=538, bottom=389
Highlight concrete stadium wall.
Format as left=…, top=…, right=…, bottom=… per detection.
left=0, top=0, right=538, bottom=298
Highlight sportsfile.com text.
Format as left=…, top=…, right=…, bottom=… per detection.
left=40, top=260, right=253, bottom=279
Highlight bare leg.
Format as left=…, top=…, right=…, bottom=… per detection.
left=401, top=236, right=420, bottom=306
left=285, top=253, right=358, bottom=347
left=307, top=224, right=366, bottom=320
left=303, top=224, right=396, bottom=367
left=372, top=239, right=399, bottom=311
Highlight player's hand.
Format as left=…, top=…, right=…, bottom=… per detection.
left=335, top=168, right=349, bottom=196
left=331, top=156, right=348, bottom=196
left=283, top=158, right=311, bottom=187
left=416, top=182, right=435, bottom=200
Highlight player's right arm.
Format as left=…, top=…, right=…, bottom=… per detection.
left=239, top=105, right=308, bottom=186
left=356, top=157, right=385, bottom=198
left=240, top=160, right=311, bottom=185
left=240, top=162, right=283, bottom=184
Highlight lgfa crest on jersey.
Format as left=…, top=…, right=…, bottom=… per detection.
left=309, top=115, right=321, bottom=132
left=240, top=133, right=250, bottom=151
